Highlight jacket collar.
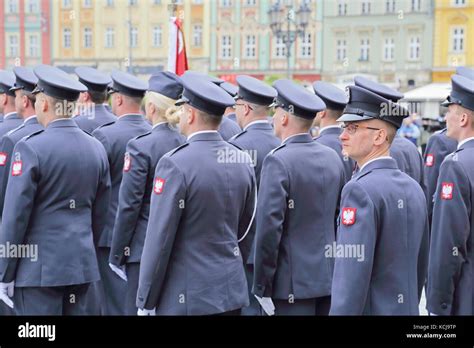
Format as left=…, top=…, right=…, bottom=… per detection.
left=46, top=118, right=78, bottom=129
left=318, top=125, right=342, bottom=136
left=187, top=130, right=223, bottom=143
left=117, top=113, right=146, bottom=123
left=244, top=120, right=272, bottom=131
left=282, top=133, right=313, bottom=145
left=3, top=112, right=19, bottom=120
left=357, top=156, right=398, bottom=177
left=24, top=115, right=39, bottom=125
left=457, top=137, right=474, bottom=150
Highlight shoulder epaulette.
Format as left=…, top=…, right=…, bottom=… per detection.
left=23, top=129, right=44, bottom=141
left=164, top=142, right=189, bottom=157
left=229, top=130, right=247, bottom=142
left=269, top=143, right=286, bottom=155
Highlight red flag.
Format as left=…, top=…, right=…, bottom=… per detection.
left=168, top=17, right=188, bottom=76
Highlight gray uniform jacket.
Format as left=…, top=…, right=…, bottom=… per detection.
left=427, top=139, right=474, bottom=315
left=137, top=131, right=256, bottom=315
left=252, top=133, right=345, bottom=300
left=0, top=119, right=111, bottom=287
left=330, top=157, right=429, bottom=315
left=92, top=114, right=151, bottom=247
left=109, top=123, right=185, bottom=265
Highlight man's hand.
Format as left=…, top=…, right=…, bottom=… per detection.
left=254, top=295, right=275, bottom=316
left=137, top=308, right=156, bottom=316
left=109, top=263, right=127, bottom=281
left=0, top=282, right=14, bottom=309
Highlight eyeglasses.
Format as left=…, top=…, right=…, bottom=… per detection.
left=341, top=123, right=381, bottom=135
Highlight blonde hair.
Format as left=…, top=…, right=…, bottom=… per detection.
left=145, top=91, right=181, bottom=126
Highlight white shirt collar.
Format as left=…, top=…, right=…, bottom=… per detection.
left=3, top=112, right=16, bottom=119
left=318, top=124, right=341, bottom=134
left=24, top=115, right=37, bottom=123
left=152, top=121, right=168, bottom=129
left=282, top=132, right=309, bottom=144
left=187, top=130, right=218, bottom=141
left=359, top=156, right=392, bottom=173
left=243, top=119, right=269, bottom=131
left=119, top=113, right=141, bottom=118
left=457, top=136, right=474, bottom=149
left=50, top=117, right=70, bottom=124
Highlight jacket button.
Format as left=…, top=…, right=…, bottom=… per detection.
left=138, top=297, right=143, bottom=301
left=441, top=303, right=447, bottom=309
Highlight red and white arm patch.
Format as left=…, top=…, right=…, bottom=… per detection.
left=440, top=182, right=454, bottom=200
left=11, top=161, right=22, bottom=176
left=341, top=207, right=357, bottom=226
left=153, top=177, right=165, bottom=195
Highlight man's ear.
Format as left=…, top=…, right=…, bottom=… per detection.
left=187, top=107, right=195, bottom=125
left=374, top=128, right=388, bottom=146
left=281, top=112, right=289, bottom=126
left=460, top=109, right=470, bottom=128
left=245, top=103, right=251, bottom=116
left=22, top=94, right=30, bottom=109
left=41, top=95, right=49, bottom=113
left=318, top=110, right=326, bottom=119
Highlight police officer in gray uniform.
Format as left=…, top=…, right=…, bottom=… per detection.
left=92, top=70, right=151, bottom=315
left=329, top=85, right=429, bottom=315
left=427, top=74, right=474, bottom=315
left=424, top=67, right=473, bottom=226
left=228, top=75, right=279, bottom=315
left=0, top=67, right=43, bottom=216
left=136, top=74, right=256, bottom=316
left=220, top=81, right=240, bottom=125
left=313, top=81, right=355, bottom=182
left=252, top=79, right=345, bottom=316
left=109, top=72, right=185, bottom=315
left=73, top=67, right=116, bottom=133
left=0, top=65, right=111, bottom=315
left=0, top=71, right=23, bottom=137
left=183, top=71, right=241, bottom=140
left=354, top=76, right=424, bottom=188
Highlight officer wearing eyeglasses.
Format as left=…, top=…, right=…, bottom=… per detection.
left=330, top=85, right=429, bottom=315
left=354, top=76, right=424, bottom=189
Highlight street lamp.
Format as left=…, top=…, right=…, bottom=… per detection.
left=268, top=1, right=312, bottom=79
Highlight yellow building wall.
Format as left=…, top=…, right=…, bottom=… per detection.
left=51, top=0, right=210, bottom=70
left=433, top=0, right=474, bottom=82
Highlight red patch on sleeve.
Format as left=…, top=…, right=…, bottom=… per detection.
left=425, top=154, right=434, bottom=167
left=0, top=152, right=7, bottom=166
left=441, top=182, right=454, bottom=200
left=342, top=207, right=356, bottom=226
left=11, top=161, right=22, bottom=176
left=123, top=153, right=131, bottom=172
left=153, top=177, right=165, bottom=194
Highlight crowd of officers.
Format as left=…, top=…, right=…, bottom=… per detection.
left=0, top=63, right=472, bottom=316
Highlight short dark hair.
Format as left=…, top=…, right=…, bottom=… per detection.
left=88, top=90, right=108, bottom=104
left=196, top=108, right=221, bottom=127
left=21, top=90, right=36, bottom=108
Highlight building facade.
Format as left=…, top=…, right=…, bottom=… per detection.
left=51, top=0, right=210, bottom=75
left=321, top=0, right=434, bottom=90
left=209, top=0, right=323, bottom=84
left=0, top=0, right=51, bottom=69
left=432, top=0, right=474, bottom=82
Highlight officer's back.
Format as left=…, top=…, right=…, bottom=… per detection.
left=73, top=67, right=116, bottom=133
left=137, top=74, right=255, bottom=315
